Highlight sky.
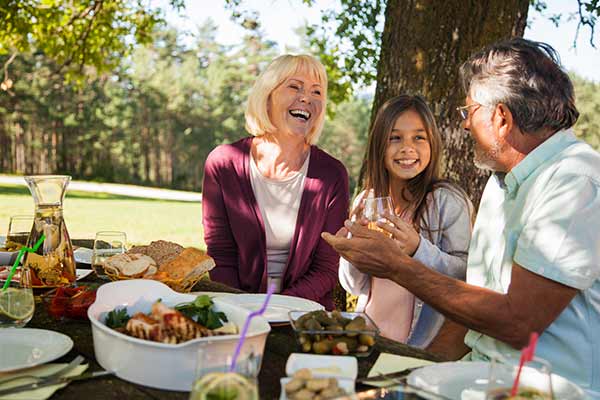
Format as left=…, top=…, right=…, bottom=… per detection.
left=165, top=0, right=600, bottom=83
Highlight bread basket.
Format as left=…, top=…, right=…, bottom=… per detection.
left=103, top=241, right=215, bottom=293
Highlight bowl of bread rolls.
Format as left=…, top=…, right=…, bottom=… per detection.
left=103, top=240, right=214, bottom=292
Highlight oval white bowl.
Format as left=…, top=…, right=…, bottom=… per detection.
left=88, top=279, right=271, bottom=391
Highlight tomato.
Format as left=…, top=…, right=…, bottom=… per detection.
left=46, top=285, right=96, bottom=319
left=66, top=289, right=96, bottom=319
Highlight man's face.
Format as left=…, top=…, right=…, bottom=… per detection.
left=462, top=96, right=503, bottom=171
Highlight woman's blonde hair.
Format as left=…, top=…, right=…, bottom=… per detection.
left=245, top=54, right=328, bottom=144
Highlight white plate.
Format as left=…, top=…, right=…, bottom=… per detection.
left=74, top=247, right=93, bottom=264
left=0, top=329, right=73, bottom=373
left=407, top=361, right=586, bottom=400
left=76, top=269, right=93, bottom=280
left=0, top=268, right=92, bottom=282
left=286, top=353, right=357, bottom=380
left=217, top=294, right=324, bottom=323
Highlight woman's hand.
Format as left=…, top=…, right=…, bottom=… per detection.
left=378, top=211, right=421, bottom=256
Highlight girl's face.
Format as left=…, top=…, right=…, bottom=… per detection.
left=384, top=109, right=431, bottom=184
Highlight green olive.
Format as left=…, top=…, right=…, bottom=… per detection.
left=358, top=334, right=375, bottom=346
left=312, top=339, right=334, bottom=354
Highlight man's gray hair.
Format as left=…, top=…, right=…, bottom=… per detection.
left=459, top=38, right=579, bottom=134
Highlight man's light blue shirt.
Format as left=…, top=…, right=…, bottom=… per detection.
left=464, top=130, right=600, bottom=398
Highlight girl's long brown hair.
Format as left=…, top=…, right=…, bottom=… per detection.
left=363, top=94, right=469, bottom=232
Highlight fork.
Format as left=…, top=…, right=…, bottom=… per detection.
left=0, top=355, right=85, bottom=386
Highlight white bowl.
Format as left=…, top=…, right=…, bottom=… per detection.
left=88, top=279, right=271, bottom=391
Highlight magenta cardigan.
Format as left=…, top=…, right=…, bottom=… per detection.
left=202, top=137, right=349, bottom=309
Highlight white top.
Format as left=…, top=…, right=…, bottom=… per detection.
left=249, top=152, right=310, bottom=292
left=339, top=186, right=471, bottom=347
left=464, top=130, right=600, bottom=398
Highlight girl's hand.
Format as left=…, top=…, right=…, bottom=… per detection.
left=377, top=211, right=420, bottom=256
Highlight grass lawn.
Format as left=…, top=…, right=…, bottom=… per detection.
left=0, top=184, right=205, bottom=249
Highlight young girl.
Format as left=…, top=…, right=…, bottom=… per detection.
left=339, top=94, right=472, bottom=347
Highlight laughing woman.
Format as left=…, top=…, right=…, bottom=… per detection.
left=202, top=54, right=349, bottom=309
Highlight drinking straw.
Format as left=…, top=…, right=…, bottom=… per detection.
left=228, top=283, right=276, bottom=372
left=510, top=331, right=539, bottom=396
left=2, top=234, right=45, bottom=291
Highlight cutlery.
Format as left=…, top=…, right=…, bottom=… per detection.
left=356, top=368, right=416, bottom=384
left=0, top=370, right=113, bottom=396
left=0, top=355, right=85, bottom=386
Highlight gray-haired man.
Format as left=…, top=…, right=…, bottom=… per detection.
left=323, top=38, right=600, bottom=397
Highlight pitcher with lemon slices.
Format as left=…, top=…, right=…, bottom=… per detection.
left=0, top=267, right=35, bottom=328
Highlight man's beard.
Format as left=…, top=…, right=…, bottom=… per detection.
left=474, top=138, right=502, bottom=171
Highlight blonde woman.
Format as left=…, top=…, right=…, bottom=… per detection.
left=202, top=54, right=349, bottom=309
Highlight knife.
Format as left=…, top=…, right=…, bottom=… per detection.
left=0, top=370, right=113, bottom=396
left=356, top=368, right=416, bottom=384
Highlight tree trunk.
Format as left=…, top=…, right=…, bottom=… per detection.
left=371, top=0, right=529, bottom=206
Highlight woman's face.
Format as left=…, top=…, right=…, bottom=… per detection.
left=384, top=109, right=432, bottom=184
left=267, top=70, right=324, bottom=139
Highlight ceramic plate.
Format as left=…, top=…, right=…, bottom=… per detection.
left=407, top=361, right=586, bottom=400
left=0, top=329, right=73, bottom=373
left=217, top=294, right=324, bottom=324
left=0, top=268, right=92, bottom=282
left=73, top=247, right=93, bottom=265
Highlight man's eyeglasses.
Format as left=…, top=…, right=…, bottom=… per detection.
left=456, top=103, right=481, bottom=120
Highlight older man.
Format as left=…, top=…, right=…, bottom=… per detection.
left=323, top=38, right=600, bottom=397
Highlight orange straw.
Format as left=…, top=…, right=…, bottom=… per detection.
left=510, top=331, right=539, bottom=396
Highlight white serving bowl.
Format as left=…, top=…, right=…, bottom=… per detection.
left=88, top=279, right=271, bottom=391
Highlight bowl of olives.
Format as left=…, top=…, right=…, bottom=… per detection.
left=289, top=310, right=379, bottom=357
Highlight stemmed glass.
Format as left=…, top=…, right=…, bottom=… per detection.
left=92, top=231, right=127, bottom=280
left=361, top=196, right=394, bottom=237
left=486, top=356, right=553, bottom=399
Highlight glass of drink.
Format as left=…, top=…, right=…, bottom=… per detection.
left=6, top=215, right=33, bottom=251
left=92, top=231, right=127, bottom=280
left=0, top=267, right=35, bottom=328
left=361, top=196, right=394, bottom=237
left=189, top=347, right=259, bottom=400
left=486, top=356, right=553, bottom=399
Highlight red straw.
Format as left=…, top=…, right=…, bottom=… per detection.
left=511, top=332, right=539, bottom=396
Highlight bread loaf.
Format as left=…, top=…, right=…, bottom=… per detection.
left=158, top=247, right=215, bottom=280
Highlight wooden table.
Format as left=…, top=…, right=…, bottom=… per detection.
left=27, top=277, right=445, bottom=399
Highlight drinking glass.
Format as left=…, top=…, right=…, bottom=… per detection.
left=486, top=356, right=553, bottom=399
left=6, top=215, right=33, bottom=251
left=189, top=347, right=259, bottom=400
left=362, top=196, right=394, bottom=237
left=92, top=231, right=127, bottom=280
left=0, top=267, right=34, bottom=328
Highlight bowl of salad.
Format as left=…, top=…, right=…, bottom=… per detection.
left=87, top=279, right=270, bottom=391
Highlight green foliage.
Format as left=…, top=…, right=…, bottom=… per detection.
left=318, top=95, right=373, bottom=193
left=572, top=74, right=600, bottom=150
left=0, top=0, right=184, bottom=84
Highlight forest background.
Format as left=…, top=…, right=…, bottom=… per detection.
left=1, top=0, right=599, bottom=200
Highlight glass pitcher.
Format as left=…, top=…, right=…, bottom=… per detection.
left=22, top=175, right=76, bottom=287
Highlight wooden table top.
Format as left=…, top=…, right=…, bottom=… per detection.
left=26, top=277, right=445, bottom=399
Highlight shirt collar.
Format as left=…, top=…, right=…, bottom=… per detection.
left=503, top=129, right=578, bottom=196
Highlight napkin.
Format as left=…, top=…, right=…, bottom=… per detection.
left=366, top=353, right=435, bottom=387
left=0, top=363, right=89, bottom=400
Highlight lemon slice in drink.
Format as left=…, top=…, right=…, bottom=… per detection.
left=0, top=288, right=35, bottom=320
left=190, top=372, right=257, bottom=400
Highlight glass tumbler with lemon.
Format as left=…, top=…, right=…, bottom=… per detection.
left=0, top=267, right=35, bottom=328
left=189, top=349, right=259, bottom=400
